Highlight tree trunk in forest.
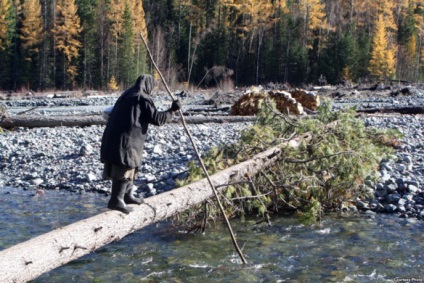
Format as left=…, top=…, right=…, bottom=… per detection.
left=255, top=30, right=263, bottom=85
left=0, top=133, right=309, bottom=283
left=0, top=115, right=257, bottom=129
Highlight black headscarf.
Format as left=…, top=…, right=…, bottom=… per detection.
left=116, top=75, right=155, bottom=103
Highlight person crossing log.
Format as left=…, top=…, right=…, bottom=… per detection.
left=0, top=132, right=310, bottom=282
left=138, top=32, right=249, bottom=264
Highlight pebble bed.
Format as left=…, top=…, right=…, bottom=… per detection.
left=0, top=121, right=250, bottom=196
left=360, top=115, right=424, bottom=219
left=1, top=93, right=424, bottom=219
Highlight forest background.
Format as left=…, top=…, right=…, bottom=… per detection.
left=0, top=0, right=423, bottom=92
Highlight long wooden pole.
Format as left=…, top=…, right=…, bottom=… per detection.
left=139, top=33, right=248, bottom=264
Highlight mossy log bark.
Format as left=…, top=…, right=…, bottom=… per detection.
left=0, top=133, right=309, bottom=282
left=0, top=115, right=257, bottom=129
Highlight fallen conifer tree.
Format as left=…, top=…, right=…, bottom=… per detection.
left=175, top=99, right=401, bottom=227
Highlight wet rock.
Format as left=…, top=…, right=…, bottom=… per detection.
left=356, top=200, right=369, bottom=210
left=386, top=194, right=401, bottom=203
left=385, top=204, right=397, bottom=213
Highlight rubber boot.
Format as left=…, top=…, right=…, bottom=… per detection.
left=108, top=179, right=133, bottom=214
left=124, top=182, right=144, bottom=205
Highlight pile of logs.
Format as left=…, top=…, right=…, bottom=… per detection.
left=230, top=87, right=320, bottom=116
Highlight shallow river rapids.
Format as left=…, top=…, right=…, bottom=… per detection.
left=1, top=187, right=423, bottom=282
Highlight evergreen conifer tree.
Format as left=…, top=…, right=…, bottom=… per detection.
left=120, top=1, right=136, bottom=86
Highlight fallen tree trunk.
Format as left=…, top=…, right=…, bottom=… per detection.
left=0, top=133, right=309, bottom=282
left=0, top=115, right=256, bottom=129
left=356, top=106, right=424, bottom=115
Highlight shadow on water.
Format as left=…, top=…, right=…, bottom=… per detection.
left=1, top=187, right=424, bottom=282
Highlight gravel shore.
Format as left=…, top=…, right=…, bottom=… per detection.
left=1, top=90, right=424, bottom=219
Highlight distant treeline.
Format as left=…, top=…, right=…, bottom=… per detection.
left=0, top=0, right=423, bottom=91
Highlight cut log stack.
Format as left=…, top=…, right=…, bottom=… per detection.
left=230, top=87, right=320, bottom=116
left=269, top=91, right=304, bottom=115
left=290, top=89, right=320, bottom=110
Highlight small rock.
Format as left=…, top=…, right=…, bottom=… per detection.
left=385, top=183, right=397, bottom=193
left=86, top=173, right=97, bottom=182
left=31, top=178, right=44, bottom=186
left=397, top=164, right=406, bottom=172
left=385, top=204, right=397, bottom=213
left=145, top=173, right=156, bottom=182
left=153, top=145, right=163, bottom=155
left=403, top=155, right=413, bottom=164
left=408, top=185, right=419, bottom=194
left=397, top=205, right=406, bottom=213
left=356, top=200, right=369, bottom=209
left=348, top=206, right=358, bottom=212
left=386, top=193, right=401, bottom=203
left=79, top=144, right=93, bottom=156
left=398, top=198, right=408, bottom=206
left=380, top=171, right=391, bottom=181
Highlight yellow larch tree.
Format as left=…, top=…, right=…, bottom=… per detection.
left=108, top=75, right=118, bottom=91
left=132, top=0, right=147, bottom=41
left=407, top=32, right=417, bottom=64
left=51, top=0, right=82, bottom=87
left=221, top=0, right=286, bottom=83
left=369, top=14, right=396, bottom=79
left=19, top=0, right=44, bottom=58
left=297, top=0, right=333, bottom=50
left=221, top=0, right=286, bottom=40
left=368, top=0, right=397, bottom=31
left=0, top=0, right=12, bottom=50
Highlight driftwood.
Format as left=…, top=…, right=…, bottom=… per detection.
left=0, top=115, right=257, bottom=129
left=356, top=106, right=424, bottom=115
left=0, top=133, right=309, bottom=282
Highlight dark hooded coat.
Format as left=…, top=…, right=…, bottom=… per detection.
left=100, top=75, right=172, bottom=168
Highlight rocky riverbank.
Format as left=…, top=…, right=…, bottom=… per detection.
left=1, top=88, right=424, bottom=219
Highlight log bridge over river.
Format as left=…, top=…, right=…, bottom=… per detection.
left=0, top=131, right=310, bottom=282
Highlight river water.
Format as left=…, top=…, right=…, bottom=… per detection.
left=1, top=186, right=423, bottom=282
